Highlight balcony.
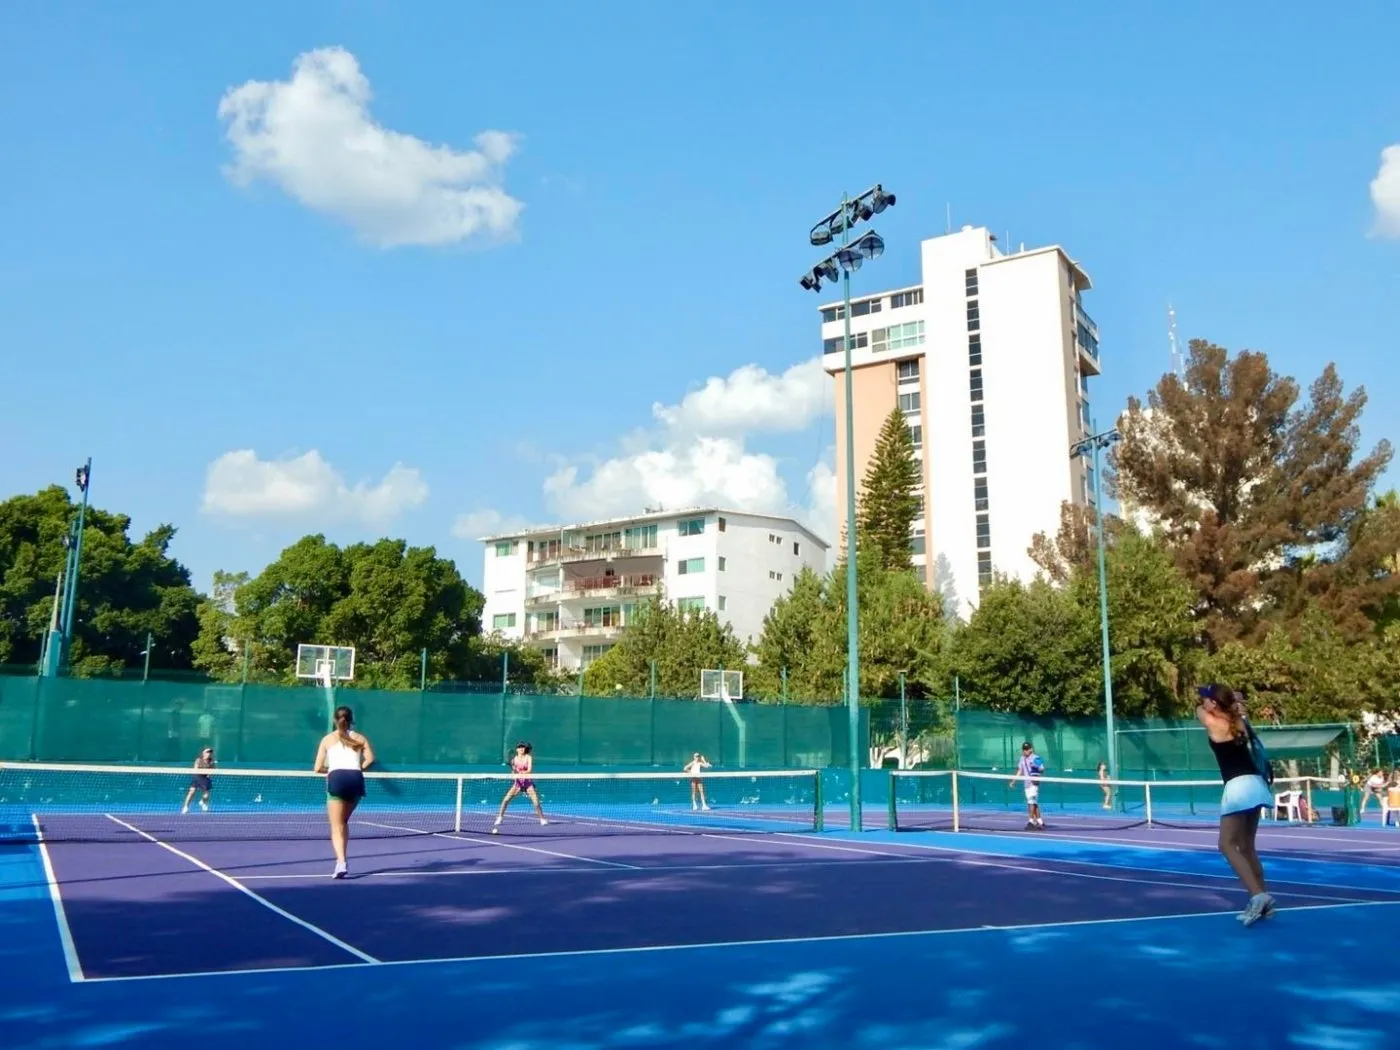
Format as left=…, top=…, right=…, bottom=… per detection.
left=1074, top=303, right=1101, bottom=376
left=524, top=574, right=661, bottom=607
left=523, top=621, right=628, bottom=644
left=527, top=543, right=661, bottom=568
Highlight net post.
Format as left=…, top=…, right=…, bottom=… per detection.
left=887, top=770, right=897, bottom=831
left=951, top=770, right=960, bottom=833
left=454, top=776, right=464, bottom=834
left=1144, top=783, right=1154, bottom=826
left=1304, top=777, right=1312, bottom=822
left=813, top=769, right=824, bottom=832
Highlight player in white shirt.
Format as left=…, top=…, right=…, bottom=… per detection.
left=684, top=752, right=712, bottom=811
left=1009, top=741, right=1045, bottom=830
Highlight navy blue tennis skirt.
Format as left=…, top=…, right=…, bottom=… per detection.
left=326, top=769, right=366, bottom=802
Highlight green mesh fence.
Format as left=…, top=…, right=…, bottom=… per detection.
left=0, top=677, right=867, bottom=770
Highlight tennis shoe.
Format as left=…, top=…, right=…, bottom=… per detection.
left=1239, top=893, right=1275, bottom=926
left=199, top=801, right=208, bottom=812
left=539, top=818, right=548, bottom=826
left=332, top=861, right=347, bottom=880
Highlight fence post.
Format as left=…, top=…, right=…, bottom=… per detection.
left=898, top=672, right=907, bottom=770
left=649, top=694, right=656, bottom=767
left=649, top=659, right=656, bottom=699
left=781, top=665, right=788, bottom=704
left=501, top=651, right=509, bottom=694
left=241, top=643, right=250, bottom=684
left=953, top=676, right=961, bottom=770
left=419, top=648, right=428, bottom=691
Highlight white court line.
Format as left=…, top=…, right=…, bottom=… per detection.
left=794, top=831, right=1400, bottom=900
left=31, top=814, right=85, bottom=983
left=79, top=896, right=1400, bottom=984
left=104, top=815, right=378, bottom=964
left=358, top=820, right=643, bottom=870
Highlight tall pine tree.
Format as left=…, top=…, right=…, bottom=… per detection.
left=856, top=408, right=922, bottom=571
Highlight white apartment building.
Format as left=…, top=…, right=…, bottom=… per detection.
left=821, top=224, right=1100, bottom=619
left=479, top=509, right=829, bottom=671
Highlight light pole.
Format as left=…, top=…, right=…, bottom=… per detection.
left=1070, top=424, right=1121, bottom=780
left=42, top=459, right=92, bottom=677
left=800, top=184, right=896, bottom=832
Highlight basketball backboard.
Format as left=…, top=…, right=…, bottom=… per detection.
left=700, top=669, right=743, bottom=701
left=295, top=644, right=356, bottom=683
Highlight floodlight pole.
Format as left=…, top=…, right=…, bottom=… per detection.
left=837, top=195, right=864, bottom=833
left=42, top=459, right=91, bottom=677
left=1071, top=425, right=1120, bottom=780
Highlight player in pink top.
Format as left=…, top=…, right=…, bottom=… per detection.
left=492, top=741, right=548, bottom=834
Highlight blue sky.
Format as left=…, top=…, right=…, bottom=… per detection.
left=2, top=2, right=1397, bottom=594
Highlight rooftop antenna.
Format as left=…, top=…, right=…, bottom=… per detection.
left=945, top=203, right=951, bottom=234
left=1167, top=303, right=1185, bottom=382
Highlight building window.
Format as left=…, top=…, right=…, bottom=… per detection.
left=968, top=334, right=981, bottom=367
left=494, top=541, right=516, bottom=557
left=964, top=268, right=979, bottom=296
left=977, top=551, right=993, bottom=587
left=624, top=524, right=658, bottom=550
left=793, top=541, right=800, bottom=556
left=678, top=557, right=704, bottom=575
left=971, top=404, right=985, bottom=438
left=581, top=644, right=613, bottom=668
left=718, top=556, right=727, bottom=571
left=678, top=518, right=705, bottom=537
left=898, top=391, right=921, bottom=413
left=540, top=647, right=558, bottom=666
left=890, top=289, right=924, bottom=309
left=769, top=570, right=777, bottom=580
left=677, top=597, right=706, bottom=614
left=909, top=424, right=923, bottom=450
left=969, top=370, right=984, bottom=402
left=974, top=477, right=989, bottom=512
left=910, top=533, right=926, bottom=556
left=1086, top=465, right=1097, bottom=500
left=912, top=494, right=924, bottom=517
left=717, top=516, right=726, bottom=532
left=492, top=613, right=517, bottom=630
left=966, top=302, right=980, bottom=324
left=583, top=605, right=623, bottom=627
left=718, top=595, right=727, bottom=611
left=972, top=440, right=987, bottom=474
left=873, top=321, right=925, bottom=353
left=821, top=306, right=838, bottom=323
left=534, top=612, right=558, bottom=632
left=896, top=359, right=920, bottom=382
left=976, top=514, right=991, bottom=549
left=824, top=332, right=870, bottom=355
left=776, top=572, right=783, bottom=581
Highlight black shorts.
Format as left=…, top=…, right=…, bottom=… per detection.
left=326, top=769, right=366, bottom=802
left=190, top=775, right=212, bottom=792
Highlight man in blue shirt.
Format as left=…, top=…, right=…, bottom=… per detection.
left=1010, top=741, right=1045, bottom=830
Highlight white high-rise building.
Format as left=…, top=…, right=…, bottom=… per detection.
left=821, top=224, right=1100, bottom=618
left=479, top=509, right=829, bottom=671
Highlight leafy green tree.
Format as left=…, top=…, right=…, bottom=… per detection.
left=195, top=534, right=553, bottom=690
left=750, top=551, right=946, bottom=703
left=1113, top=341, right=1394, bottom=647
left=0, top=486, right=200, bottom=674
left=581, top=598, right=747, bottom=697
left=856, top=409, right=922, bottom=571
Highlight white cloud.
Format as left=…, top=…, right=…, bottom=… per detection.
left=218, top=47, right=522, bottom=248
left=202, top=450, right=428, bottom=524
left=452, top=508, right=537, bottom=541
left=1372, top=143, right=1400, bottom=238
left=652, top=359, right=831, bottom=435
left=535, top=357, right=835, bottom=542
left=803, top=459, right=837, bottom=546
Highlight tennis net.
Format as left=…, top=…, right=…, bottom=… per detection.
left=0, top=761, right=823, bottom=844
left=888, top=769, right=1334, bottom=833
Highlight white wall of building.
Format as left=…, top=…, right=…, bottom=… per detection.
left=479, top=509, right=828, bottom=673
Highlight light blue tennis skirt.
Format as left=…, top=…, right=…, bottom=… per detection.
left=1221, top=774, right=1273, bottom=815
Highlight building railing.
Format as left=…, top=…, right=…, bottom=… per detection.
left=523, top=622, right=629, bottom=642
left=524, top=575, right=660, bottom=606
left=527, top=543, right=662, bottom=567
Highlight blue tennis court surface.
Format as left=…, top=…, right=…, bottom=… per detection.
left=4, top=805, right=1400, bottom=1048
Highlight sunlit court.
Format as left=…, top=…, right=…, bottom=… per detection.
left=3, top=762, right=1398, bottom=1048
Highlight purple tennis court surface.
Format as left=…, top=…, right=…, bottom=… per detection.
left=37, top=811, right=1400, bottom=982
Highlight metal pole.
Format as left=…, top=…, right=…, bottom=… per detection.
left=143, top=632, right=152, bottom=682
left=840, top=194, right=863, bottom=833
left=420, top=648, right=428, bottom=691
left=954, top=675, right=961, bottom=771
left=501, top=650, right=510, bottom=694
left=1091, top=433, right=1117, bottom=781
left=58, top=458, right=92, bottom=670
left=898, top=671, right=908, bottom=770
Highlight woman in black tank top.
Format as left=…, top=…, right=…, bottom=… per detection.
left=1197, top=684, right=1275, bottom=926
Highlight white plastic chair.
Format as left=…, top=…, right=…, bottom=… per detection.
left=1383, top=794, right=1398, bottom=828
left=1272, top=791, right=1301, bottom=822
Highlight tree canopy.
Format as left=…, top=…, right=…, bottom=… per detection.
left=0, top=486, right=200, bottom=675
left=580, top=598, right=747, bottom=697
left=856, top=408, right=922, bottom=572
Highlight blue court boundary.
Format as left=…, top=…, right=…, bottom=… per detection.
left=4, top=827, right=1400, bottom=1049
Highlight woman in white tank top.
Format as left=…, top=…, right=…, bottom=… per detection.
left=313, top=705, right=376, bottom=879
